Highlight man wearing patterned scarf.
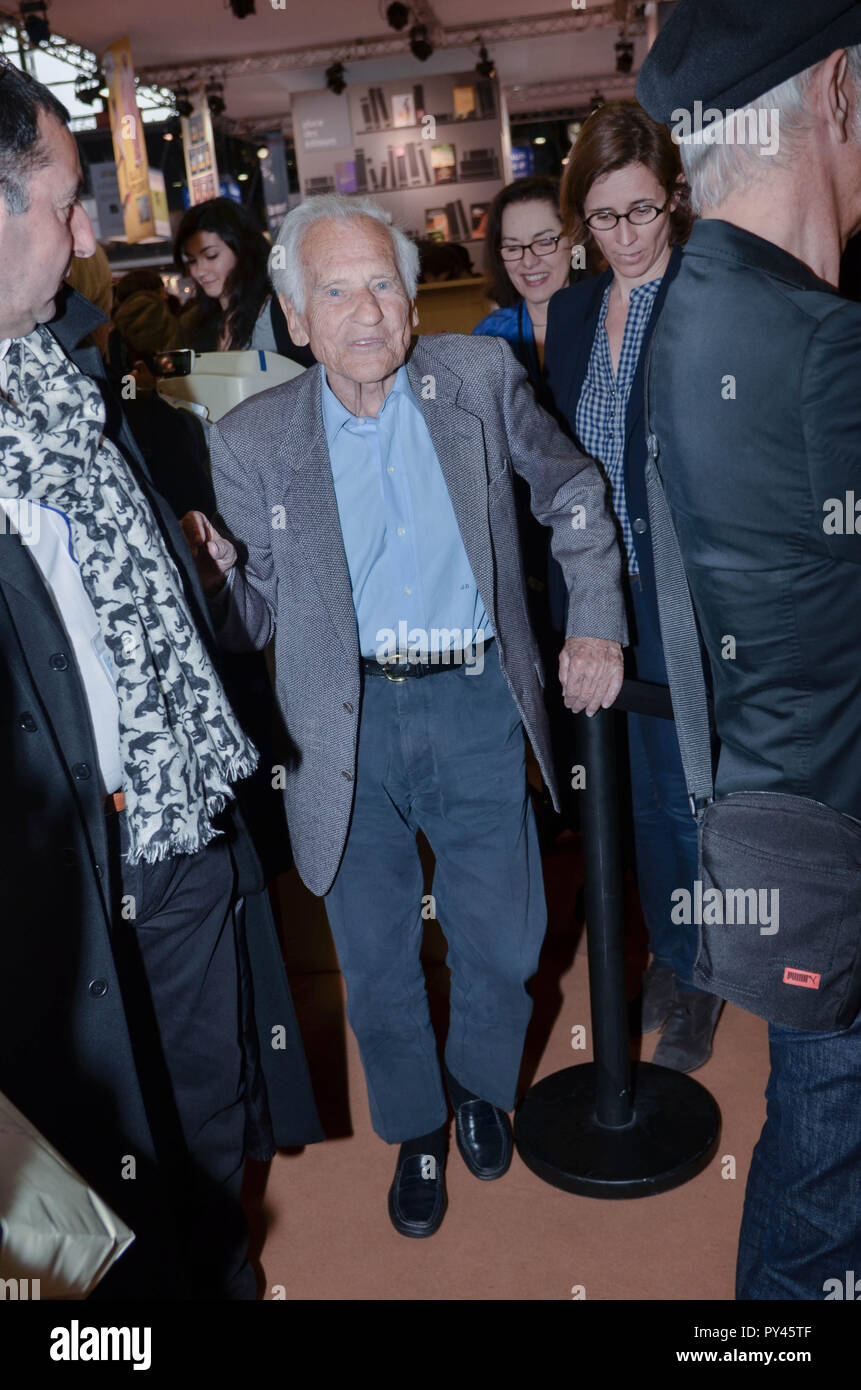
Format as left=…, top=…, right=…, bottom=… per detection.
left=0, top=61, right=321, bottom=1298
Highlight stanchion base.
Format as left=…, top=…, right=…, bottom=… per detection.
left=514, top=1061, right=721, bottom=1198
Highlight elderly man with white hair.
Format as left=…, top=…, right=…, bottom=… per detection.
left=182, top=193, right=627, bottom=1237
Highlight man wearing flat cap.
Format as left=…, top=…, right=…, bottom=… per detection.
left=637, top=0, right=861, bottom=1299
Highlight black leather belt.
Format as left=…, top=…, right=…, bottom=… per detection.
left=362, top=638, right=494, bottom=682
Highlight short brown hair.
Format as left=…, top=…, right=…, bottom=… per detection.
left=560, top=100, right=693, bottom=251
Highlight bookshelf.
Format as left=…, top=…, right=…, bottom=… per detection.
left=292, top=72, right=509, bottom=273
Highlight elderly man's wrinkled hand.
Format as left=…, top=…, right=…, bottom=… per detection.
left=180, top=510, right=237, bottom=596
left=559, top=636, right=624, bottom=716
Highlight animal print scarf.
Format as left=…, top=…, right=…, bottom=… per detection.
left=0, top=325, right=257, bottom=863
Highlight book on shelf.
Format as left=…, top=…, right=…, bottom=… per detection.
left=430, top=143, right=457, bottom=184
left=453, top=84, right=477, bottom=120
left=425, top=207, right=450, bottom=242
left=334, top=160, right=357, bottom=195
left=373, top=87, right=391, bottom=128
left=392, top=93, right=415, bottom=128
left=470, top=202, right=491, bottom=238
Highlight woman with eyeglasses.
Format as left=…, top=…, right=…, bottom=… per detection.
left=472, top=176, right=583, bottom=408
left=544, top=102, right=722, bottom=1074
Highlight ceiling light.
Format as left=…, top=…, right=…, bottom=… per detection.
left=20, top=2, right=49, bottom=46
left=615, top=39, right=634, bottom=75
left=205, top=81, right=226, bottom=117
left=75, top=71, right=104, bottom=106
left=475, top=45, right=495, bottom=80
left=409, top=23, right=433, bottom=61
left=533, top=136, right=546, bottom=145
left=385, top=2, right=410, bottom=30
left=175, top=87, right=194, bottom=119
left=326, top=62, right=346, bottom=95
left=257, top=146, right=270, bottom=160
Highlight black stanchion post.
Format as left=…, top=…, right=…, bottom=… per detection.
left=514, top=691, right=722, bottom=1198
left=578, top=709, right=631, bottom=1128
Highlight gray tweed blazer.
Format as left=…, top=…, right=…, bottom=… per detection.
left=209, top=332, right=627, bottom=896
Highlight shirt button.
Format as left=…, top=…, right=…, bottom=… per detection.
left=88, top=978, right=108, bottom=998
left=19, top=712, right=37, bottom=732
left=387, top=465, right=394, bottom=474
left=341, top=770, right=353, bottom=781
left=633, top=517, right=647, bottom=534
left=403, top=586, right=411, bottom=595
left=397, top=527, right=406, bottom=536
left=72, top=762, right=91, bottom=780
left=49, top=652, right=69, bottom=671
left=343, top=702, right=354, bottom=714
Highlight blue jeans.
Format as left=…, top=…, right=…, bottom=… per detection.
left=736, top=1003, right=861, bottom=1299
left=323, top=642, right=547, bottom=1143
left=627, top=576, right=700, bottom=986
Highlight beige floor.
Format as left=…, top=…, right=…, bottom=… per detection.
left=244, top=830, right=771, bottom=1301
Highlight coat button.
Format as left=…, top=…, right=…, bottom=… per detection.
left=633, top=517, right=647, bottom=534
left=19, top=712, right=37, bottom=732
left=341, top=770, right=353, bottom=781
left=88, top=978, right=108, bottom=998
left=343, top=702, right=354, bottom=714
left=49, top=652, right=69, bottom=671
left=72, top=762, right=92, bottom=780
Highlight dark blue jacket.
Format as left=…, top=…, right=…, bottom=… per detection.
left=647, top=220, right=861, bottom=819
left=544, top=246, right=684, bottom=630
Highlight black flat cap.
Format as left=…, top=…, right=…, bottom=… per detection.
left=637, top=0, right=861, bottom=127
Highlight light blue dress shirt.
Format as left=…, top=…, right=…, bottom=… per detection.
left=321, top=363, right=492, bottom=659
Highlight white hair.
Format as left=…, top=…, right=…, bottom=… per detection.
left=268, top=193, right=420, bottom=312
left=680, top=43, right=861, bottom=212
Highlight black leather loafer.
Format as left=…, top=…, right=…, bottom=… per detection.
left=455, top=1099, right=513, bottom=1180
left=387, top=1152, right=448, bottom=1238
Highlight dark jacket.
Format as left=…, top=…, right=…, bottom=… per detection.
left=544, top=246, right=684, bottom=628
left=0, top=287, right=322, bottom=1296
left=645, top=220, right=861, bottom=819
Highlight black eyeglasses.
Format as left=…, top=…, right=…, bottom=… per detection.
left=500, top=234, right=565, bottom=262
left=583, top=198, right=671, bottom=230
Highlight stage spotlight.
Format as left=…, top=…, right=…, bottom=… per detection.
left=20, top=2, right=49, bottom=46
left=326, top=62, right=346, bottom=95
left=475, top=45, right=495, bottom=80
left=386, top=2, right=409, bottom=30
left=205, top=81, right=226, bottom=117
left=175, top=87, right=194, bottom=119
left=409, top=23, right=433, bottom=61
left=75, top=71, right=104, bottom=106
left=615, top=39, right=634, bottom=75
